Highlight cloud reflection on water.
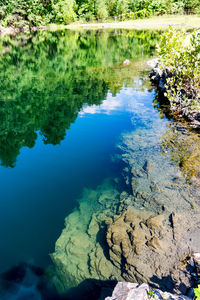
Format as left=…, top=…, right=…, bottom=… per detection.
left=79, top=87, right=155, bottom=116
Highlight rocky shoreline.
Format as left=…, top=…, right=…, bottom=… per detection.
left=0, top=24, right=68, bottom=37
left=149, top=59, right=200, bottom=129
left=106, top=282, right=191, bottom=300
left=107, top=252, right=200, bottom=299
left=0, top=24, right=39, bottom=36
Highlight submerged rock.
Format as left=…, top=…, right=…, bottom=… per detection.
left=161, top=125, right=200, bottom=186
left=106, top=206, right=200, bottom=294
left=51, top=92, right=200, bottom=296
left=123, top=59, right=131, bottom=66
left=51, top=179, right=125, bottom=293
left=112, top=122, right=200, bottom=293
left=51, top=172, right=200, bottom=295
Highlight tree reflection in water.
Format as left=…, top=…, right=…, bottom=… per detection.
left=0, top=29, right=159, bottom=167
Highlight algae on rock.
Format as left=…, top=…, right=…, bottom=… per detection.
left=51, top=179, right=125, bottom=293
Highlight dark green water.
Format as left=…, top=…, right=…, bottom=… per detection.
left=1, top=29, right=196, bottom=299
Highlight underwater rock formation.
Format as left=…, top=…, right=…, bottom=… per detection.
left=51, top=92, right=200, bottom=296
left=109, top=123, right=200, bottom=294
left=161, top=124, right=200, bottom=185
left=106, top=206, right=200, bottom=294
left=119, top=123, right=200, bottom=213
left=51, top=179, right=126, bottom=293
left=51, top=130, right=200, bottom=294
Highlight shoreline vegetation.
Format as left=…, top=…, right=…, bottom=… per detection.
left=150, top=27, right=200, bottom=129
left=0, top=0, right=200, bottom=29
left=1, top=15, right=200, bottom=36
left=68, top=15, right=200, bottom=30
left=0, top=0, right=200, bottom=35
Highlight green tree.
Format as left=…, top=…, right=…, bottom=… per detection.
left=183, top=0, right=200, bottom=12
left=106, top=0, right=129, bottom=16
left=95, top=0, right=108, bottom=19
left=52, top=0, right=76, bottom=24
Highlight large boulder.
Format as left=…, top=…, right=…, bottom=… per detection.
left=106, top=206, right=200, bottom=294
left=106, top=282, right=191, bottom=300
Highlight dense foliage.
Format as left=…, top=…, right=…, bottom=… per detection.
left=194, top=285, right=200, bottom=300
left=157, top=27, right=200, bottom=111
left=0, top=0, right=76, bottom=26
left=0, top=29, right=158, bottom=167
left=0, top=0, right=200, bottom=26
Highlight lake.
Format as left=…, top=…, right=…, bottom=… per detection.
left=0, top=29, right=199, bottom=299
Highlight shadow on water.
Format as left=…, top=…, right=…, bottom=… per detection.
left=153, top=92, right=200, bottom=185
left=1, top=264, right=196, bottom=299
left=64, top=279, right=117, bottom=300
left=0, top=263, right=117, bottom=300
left=150, top=272, right=195, bottom=298
left=0, top=263, right=60, bottom=300
left=152, top=94, right=172, bottom=121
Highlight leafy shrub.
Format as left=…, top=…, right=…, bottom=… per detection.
left=52, top=0, right=76, bottom=24
left=95, top=0, right=108, bottom=19
left=126, top=11, right=135, bottom=19
left=194, top=285, right=200, bottom=300
left=157, top=27, right=200, bottom=110
left=106, top=0, right=129, bottom=16
left=135, top=8, right=152, bottom=18
left=149, top=0, right=173, bottom=14
left=0, top=0, right=200, bottom=27
left=0, top=0, right=76, bottom=26
left=184, top=0, right=200, bottom=13
left=171, top=1, right=185, bottom=14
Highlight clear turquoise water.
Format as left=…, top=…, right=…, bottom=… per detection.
left=0, top=86, right=158, bottom=271
left=0, top=100, right=132, bottom=270
left=0, top=29, right=166, bottom=297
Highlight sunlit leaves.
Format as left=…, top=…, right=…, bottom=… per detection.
left=157, top=27, right=200, bottom=109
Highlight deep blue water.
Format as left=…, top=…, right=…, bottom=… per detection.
left=0, top=87, right=158, bottom=273
left=0, top=29, right=166, bottom=298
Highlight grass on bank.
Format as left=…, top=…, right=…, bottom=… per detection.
left=1, top=15, right=200, bottom=34
left=66, top=15, right=200, bottom=30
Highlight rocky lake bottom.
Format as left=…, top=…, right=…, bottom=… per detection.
left=51, top=86, right=200, bottom=299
